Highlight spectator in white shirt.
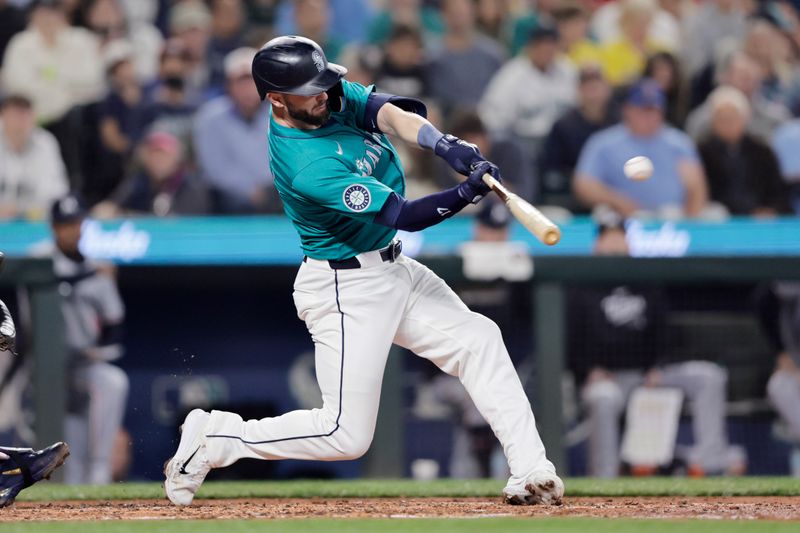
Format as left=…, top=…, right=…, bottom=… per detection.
left=479, top=24, right=576, bottom=147
left=0, top=93, right=68, bottom=219
left=1, top=0, right=104, bottom=125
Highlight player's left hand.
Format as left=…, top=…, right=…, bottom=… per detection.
left=457, top=160, right=501, bottom=204
left=434, top=134, right=485, bottom=176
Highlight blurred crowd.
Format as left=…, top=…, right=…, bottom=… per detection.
left=1, top=0, right=800, bottom=221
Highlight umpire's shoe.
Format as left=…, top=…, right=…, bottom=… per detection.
left=503, top=471, right=565, bottom=506
left=164, top=409, right=211, bottom=506
left=0, top=442, right=70, bottom=508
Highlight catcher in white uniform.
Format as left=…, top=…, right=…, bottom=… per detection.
left=164, top=37, right=564, bottom=506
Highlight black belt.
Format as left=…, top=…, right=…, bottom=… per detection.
left=304, top=240, right=403, bottom=270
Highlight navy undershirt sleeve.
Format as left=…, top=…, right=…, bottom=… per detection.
left=374, top=188, right=470, bottom=232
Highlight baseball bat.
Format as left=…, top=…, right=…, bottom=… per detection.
left=481, top=174, right=561, bottom=246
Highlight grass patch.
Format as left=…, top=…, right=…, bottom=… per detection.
left=15, top=477, right=800, bottom=503
left=2, top=519, right=799, bottom=533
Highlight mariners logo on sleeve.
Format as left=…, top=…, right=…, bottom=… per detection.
left=343, top=184, right=371, bottom=212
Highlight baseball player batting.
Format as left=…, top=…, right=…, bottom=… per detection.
left=164, top=36, right=564, bottom=506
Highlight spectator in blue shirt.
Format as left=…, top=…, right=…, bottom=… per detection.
left=772, top=118, right=800, bottom=214
left=573, top=78, right=708, bottom=218
left=193, top=47, right=277, bottom=214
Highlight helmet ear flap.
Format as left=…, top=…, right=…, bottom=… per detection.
left=326, top=81, right=344, bottom=112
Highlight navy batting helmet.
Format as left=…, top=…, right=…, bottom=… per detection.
left=252, top=36, right=347, bottom=100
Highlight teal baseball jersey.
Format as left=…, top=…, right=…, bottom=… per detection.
left=269, top=80, right=406, bottom=260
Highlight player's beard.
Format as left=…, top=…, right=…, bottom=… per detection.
left=287, top=101, right=331, bottom=127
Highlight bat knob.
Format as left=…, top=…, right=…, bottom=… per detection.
left=544, top=229, right=561, bottom=246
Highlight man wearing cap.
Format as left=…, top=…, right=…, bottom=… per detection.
left=48, top=194, right=129, bottom=484
left=574, top=78, right=708, bottom=218
left=164, top=35, right=564, bottom=508
left=540, top=65, right=615, bottom=208
left=479, top=24, right=576, bottom=147
left=194, top=47, right=277, bottom=214
left=0, top=93, right=68, bottom=219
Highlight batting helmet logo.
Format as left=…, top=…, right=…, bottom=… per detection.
left=343, top=184, right=371, bottom=212
left=311, top=50, right=325, bottom=72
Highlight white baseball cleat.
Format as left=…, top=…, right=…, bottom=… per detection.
left=164, top=409, right=211, bottom=506
left=503, top=471, right=565, bottom=506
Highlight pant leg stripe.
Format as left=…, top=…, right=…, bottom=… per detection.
left=206, top=270, right=344, bottom=445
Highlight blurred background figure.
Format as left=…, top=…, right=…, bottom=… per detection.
left=48, top=194, right=129, bottom=485
left=94, top=130, right=208, bottom=218
left=374, top=25, right=428, bottom=100
left=681, top=0, right=749, bottom=80
left=167, top=0, right=212, bottom=100
left=758, top=283, right=800, bottom=477
left=540, top=64, right=615, bottom=209
left=1, top=0, right=104, bottom=179
left=569, top=212, right=746, bottom=478
left=367, top=0, right=444, bottom=47
left=596, top=0, right=676, bottom=87
left=194, top=47, right=277, bottom=214
left=551, top=1, right=601, bottom=68
left=0, top=0, right=26, bottom=76
left=641, top=51, right=686, bottom=128
left=573, top=79, right=708, bottom=218
left=0, top=93, right=68, bottom=220
left=479, top=24, right=576, bottom=169
left=206, top=0, right=247, bottom=96
left=427, top=0, right=505, bottom=119
left=698, top=86, right=791, bottom=217
left=686, top=50, right=790, bottom=142
left=292, top=0, right=345, bottom=63
left=772, top=116, right=800, bottom=214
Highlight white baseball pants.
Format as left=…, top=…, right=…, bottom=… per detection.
left=203, top=252, right=555, bottom=486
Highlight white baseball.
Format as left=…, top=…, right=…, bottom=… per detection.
left=623, top=156, right=654, bottom=181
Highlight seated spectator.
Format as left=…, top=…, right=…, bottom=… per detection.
left=551, top=2, right=602, bottom=68
left=2, top=0, right=104, bottom=178
left=1, top=0, right=104, bottom=126
left=474, top=0, right=509, bottom=42
left=374, top=25, right=428, bottom=100
left=0, top=93, right=68, bottom=220
left=574, top=79, right=708, bottom=218
left=99, top=42, right=148, bottom=161
left=0, top=1, right=26, bottom=72
left=569, top=214, right=746, bottom=477
left=742, top=17, right=800, bottom=113
left=698, top=87, right=791, bottom=217
left=426, top=0, right=505, bottom=117
left=93, top=131, right=208, bottom=217
left=449, top=111, right=535, bottom=203
left=597, top=0, right=673, bottom=86
left=367, top=0, right=444, bottom=47
left=293, top=0, right=345, bottom=63
left=141, top=39, right=201, bottom=145
left=82, top=0, right=162, bottom=83
left=273, top=0, right=375, bottom=45
left=194, top=47, right=277, bottom=214
left=479, top=24, right=576, bottom=151
left=680, top=0, right=748, bottom=79
left=772, top=118, right=800, bottom=213
left=540, top=65, right=616, bottom=207
left=591, top=0, right=680, bottom=52
left=206, top=0, right=247, bottom=97
left=686, top=51, right=790, bottom=143
left=168, top=0, right=213, bottom=99
left=642, top=51, right=686, bottom=128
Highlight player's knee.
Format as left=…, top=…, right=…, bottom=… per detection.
left=333, top=432, right=373, bottom=460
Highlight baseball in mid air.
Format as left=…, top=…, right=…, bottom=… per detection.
left=623, top=156, right=654, bottom=181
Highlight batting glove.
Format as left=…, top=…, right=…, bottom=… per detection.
left=457, top=161, right=501, bottom=204
left=0, top=299, right=16, bottom=354
left=434, top=134, right=486, bottom=176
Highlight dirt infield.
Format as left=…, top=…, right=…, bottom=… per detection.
left=3, top=497, right=800, bottom=522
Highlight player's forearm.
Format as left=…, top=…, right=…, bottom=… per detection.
left=376, top=103, right=431, bottom=147
left=374, top=189, right=470, bottom=232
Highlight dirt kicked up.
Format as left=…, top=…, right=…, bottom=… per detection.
left=2, top=497, right=800, bottom=522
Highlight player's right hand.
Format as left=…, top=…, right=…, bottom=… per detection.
left=434, top=134, right=486, bottom=176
